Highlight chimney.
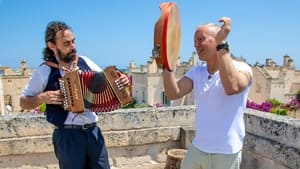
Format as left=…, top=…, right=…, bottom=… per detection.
left=283, top=54, right=294, bottom=68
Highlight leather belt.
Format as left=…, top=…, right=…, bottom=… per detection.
left=57, top=122, right=97, bottom=130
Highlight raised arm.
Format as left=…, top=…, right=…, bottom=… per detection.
left=163, top=70, right=193, bottom=100
left=216, top=17, right=252, bottom=95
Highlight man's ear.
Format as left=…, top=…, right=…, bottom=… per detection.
left=47, top=42, right=56, bottom=51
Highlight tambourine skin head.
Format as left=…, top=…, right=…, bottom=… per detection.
left=153, top=2, right=181, bottom=71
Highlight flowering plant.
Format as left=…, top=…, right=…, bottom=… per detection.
left=247, top=97, right=300, bottom=116
left=153, top=103, right=163, bottom=108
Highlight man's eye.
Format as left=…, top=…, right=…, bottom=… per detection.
left=64, top=42, right=70, bottom=46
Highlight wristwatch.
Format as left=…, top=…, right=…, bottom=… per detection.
left=216, top=42, right=229, bottom=52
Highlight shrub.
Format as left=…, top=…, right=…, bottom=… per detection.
left=247, top=97, right=300, bottom=116
left=33, top=102, right=46, bottom=114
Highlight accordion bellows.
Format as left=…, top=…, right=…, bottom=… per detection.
left=59, top=66, right=132, bottom=113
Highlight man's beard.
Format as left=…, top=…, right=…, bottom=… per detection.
left=56, top=48, right=77, bottom=63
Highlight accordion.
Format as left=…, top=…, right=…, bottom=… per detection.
left=58, top=66, right=132, bottom=113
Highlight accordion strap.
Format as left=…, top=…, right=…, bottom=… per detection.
left=44, top=56, right=79, bottom=72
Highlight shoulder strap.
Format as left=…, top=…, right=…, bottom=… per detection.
left=43, top=56, right=79, bottom=72
left=44, top=61, right=59, bottom=69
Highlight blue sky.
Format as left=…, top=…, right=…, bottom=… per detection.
left=0, top=0, right=299, bottom=70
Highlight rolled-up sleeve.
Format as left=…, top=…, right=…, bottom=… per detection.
left=21, top=65, right=50, bottom=97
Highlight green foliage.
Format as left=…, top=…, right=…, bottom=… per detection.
left=133, top=102, right=152, bottom=108
left=38, top=103, right=46, bottom=112
left=122, top=99, right=152, bottom=109
left=268, top=98, right=281, bottom=107
left=267, top=98, right=286, bottom=115
left=33, top=102, right=46, bottom=114
left=270, top=107, right=288, bottom=115
left=267, top=98, right=296, bottom=116
left=122, top=99, right=136, bottom=109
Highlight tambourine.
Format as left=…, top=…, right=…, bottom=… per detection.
left=152, top=2, right=181, bottom=72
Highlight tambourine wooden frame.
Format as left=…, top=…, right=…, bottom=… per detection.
left=153, top=2, right=181, bottom=72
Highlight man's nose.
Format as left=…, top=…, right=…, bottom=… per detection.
left=70, top=42, right=76, bottom=49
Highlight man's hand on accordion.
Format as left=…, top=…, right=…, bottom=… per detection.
left=43, top=90, right=64, bottom=105
left=116, top=71, right=130, bottom=87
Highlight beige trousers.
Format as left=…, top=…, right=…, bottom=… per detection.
left=181, top=144, right=242, bottom=169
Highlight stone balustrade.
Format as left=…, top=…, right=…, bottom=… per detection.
left=0, top=106, right=299, bottom=169
left=242, top=109, right=300, bottom=169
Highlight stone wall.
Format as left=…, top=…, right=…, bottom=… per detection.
left=0, top=106, right=299, bottom=169
left=0, top=106, right=195, bottom=169
left=242, top=109, right=300, bottom=169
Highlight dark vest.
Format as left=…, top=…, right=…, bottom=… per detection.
left=44, top=57, right=91, bottom=127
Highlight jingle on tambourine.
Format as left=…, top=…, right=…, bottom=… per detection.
left=153, top=2, right=181, bottom=72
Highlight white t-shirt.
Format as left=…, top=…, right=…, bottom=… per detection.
left=21, top=56, right=102, bottom=125
left=185, top=60, right=252, bottom=154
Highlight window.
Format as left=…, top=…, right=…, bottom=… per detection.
left=162, top=91, right=170, bottom=106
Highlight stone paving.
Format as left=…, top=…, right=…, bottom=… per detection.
left=111, top=161, right=165, bottom=169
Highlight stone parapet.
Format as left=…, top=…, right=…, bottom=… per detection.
left=0, top=106, right=299, bottom=169
left=242, top=109, right=300, bottom=169
left=179, top=109, right=300, bottom=169
left=244, top=109, right=300, bottom=150
left=0, top=106, right=195, bottom=168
